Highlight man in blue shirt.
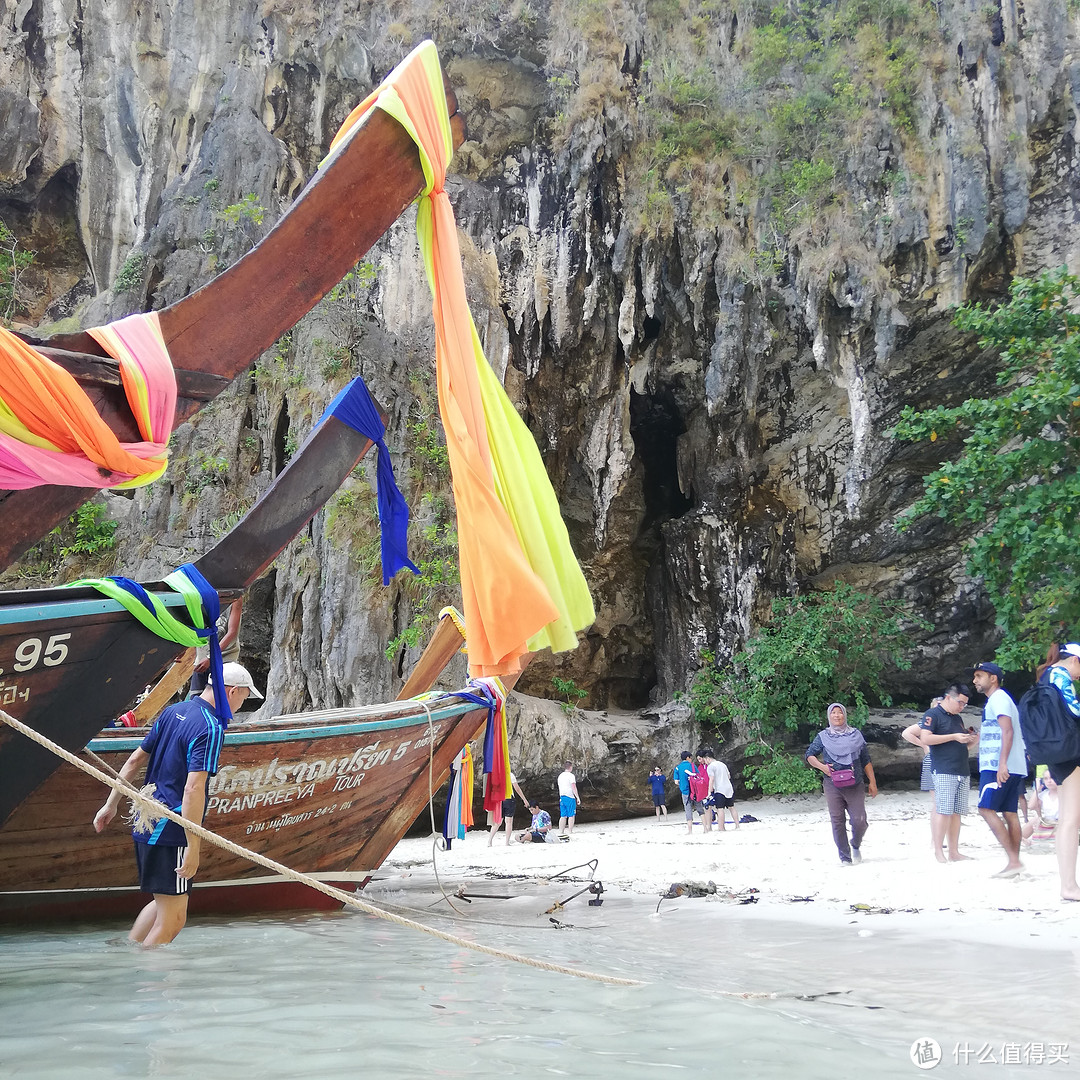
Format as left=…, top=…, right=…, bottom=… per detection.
left=93, top=662, right=263, bottom=945
left=673, top=752, right=694, bottom=835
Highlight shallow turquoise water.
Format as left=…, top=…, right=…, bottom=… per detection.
left=0, top=889, right=1074, bottom=1078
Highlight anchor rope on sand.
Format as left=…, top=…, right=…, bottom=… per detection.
left=0, top=708, right=641, bottom=987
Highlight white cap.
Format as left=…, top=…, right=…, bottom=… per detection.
left=216, top=662, right=264, bottom=699
left=1063, top=643, right=1080, bottom=659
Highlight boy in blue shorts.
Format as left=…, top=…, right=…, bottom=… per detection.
left=971, top=661, right=1026, bottom=878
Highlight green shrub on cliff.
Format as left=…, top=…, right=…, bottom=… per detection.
left=687, top=581, right=923, bottom=793
left=894, top=268, right=1080, bottom=668
left=0, top=219, right=34, bottom=323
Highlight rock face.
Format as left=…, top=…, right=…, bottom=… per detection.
left=2, top=3, right=1078, bottom=785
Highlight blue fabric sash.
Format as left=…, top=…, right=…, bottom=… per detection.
left=320, top=377, right=418, bottom=585
left=175, top=562, right=231, bottom=724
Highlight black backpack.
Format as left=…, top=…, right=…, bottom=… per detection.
left=1018, top=677, right=1080, bottom=765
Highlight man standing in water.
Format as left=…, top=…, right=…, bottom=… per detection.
left=918, top=683, right=977, bottom=863
left=93, top=663, right=263, bottom=945
left=971, top=661, right=1027, bottom=878
left=557, top=761, right=582, bottom=840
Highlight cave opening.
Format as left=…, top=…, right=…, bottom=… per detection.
left=630, top=387, right=693, bottom=531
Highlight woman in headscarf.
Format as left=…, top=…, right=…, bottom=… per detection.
left=805, top=703, right=878, bottom=865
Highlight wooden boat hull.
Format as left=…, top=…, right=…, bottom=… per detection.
left=0, top=695, right=486, bottom=922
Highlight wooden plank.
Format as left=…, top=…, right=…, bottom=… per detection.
left=395, top=613, right=466, bottom=700
left=131, top=647, right=196, bottom=724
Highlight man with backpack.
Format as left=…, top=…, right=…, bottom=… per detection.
left=971, top=661, right=1026, bottom=878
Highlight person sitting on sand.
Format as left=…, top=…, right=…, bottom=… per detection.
left=517, top=803, right=552, bottom=844
left=805, top=703, right=877, bottom=865
left=1030, top=769, right=1059, bottom=841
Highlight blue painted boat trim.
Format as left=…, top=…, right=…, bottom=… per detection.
left=87, top=698, right=482, bottom=752
left=0, top=592, right=189, bottom=627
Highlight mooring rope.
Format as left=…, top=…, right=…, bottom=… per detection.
left=0, top=708, right=641, bottom=986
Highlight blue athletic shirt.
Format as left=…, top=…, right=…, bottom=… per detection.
left=648, top=772, right=666, bottom=796
left=673, top=760, right=693, bottom=795
left=136, top=698, right=225, bottom=847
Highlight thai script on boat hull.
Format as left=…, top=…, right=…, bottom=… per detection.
left=208, top=729, right=442, bottom=797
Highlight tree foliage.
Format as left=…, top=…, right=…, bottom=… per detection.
left=0, top=218, right=34, bottom=323
left=893, top=268, right=1080, bottom=668
left=686, top=582, right=923, bottom=793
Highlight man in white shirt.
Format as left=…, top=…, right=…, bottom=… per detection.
left=556, top=761, right=581, bottom=840
left=971, top=661, right=1027, bottom=878
left=701, top=748, right=738, bottom=833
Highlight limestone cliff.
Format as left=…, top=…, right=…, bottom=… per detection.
left=2, top=0, right=1079, bottom=743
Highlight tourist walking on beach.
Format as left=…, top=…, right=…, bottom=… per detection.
left=701, top=749, right=738, bottom=832
left=648, top=766, right=668, bottom=820
left=918, top=683, right=977, bottom=863
left=1031, top=643, right=1080, bottom=901
left=971, top=661, right=1026, bottom=878
left=901, top=697, right=942, bottom=852
left=489, top=770, right=530, bottom=846
left=557, top=761, right=581, bottom=839
left=805, top=703, right=877, bottom=865
left=93, top=663, right=262, bottom=946
left=673, top=752, right=695, bottom=834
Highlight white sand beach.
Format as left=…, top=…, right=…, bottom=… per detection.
left=384, top=789, right=1080, bottom=948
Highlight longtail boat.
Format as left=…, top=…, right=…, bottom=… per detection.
left=0, top=68, right=477, bottom=921
left=0, top=615, right=490, bottom=922
left=0, top=42, right=593, bottom=924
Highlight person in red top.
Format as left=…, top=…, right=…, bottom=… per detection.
left=685, top=754, right=710, bottom=832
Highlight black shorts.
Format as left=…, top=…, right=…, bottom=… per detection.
left=530, top=830, right=547, bottom=843
left=501, top=797, right=516, bottom=816
left=652, top=793, right=666, bottom=807
left=1049, top=759, right=1080, bottom=785
left=135, top=842, right=189, bottom=896
left=707, top=794, right=735, bottom=808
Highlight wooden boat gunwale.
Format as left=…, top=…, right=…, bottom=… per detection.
left=85, top=694, right=486, bottom=750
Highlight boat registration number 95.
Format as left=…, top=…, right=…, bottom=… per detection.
left=1, top=634, right=72, bottom=675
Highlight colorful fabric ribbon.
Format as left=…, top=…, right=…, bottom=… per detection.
left=326, top=42, right=594, bottom=677
left=442, top=744, right=474, bottom=845
left=0, top=312, right=176, bottom=489
left=68, top=562, right=232, bottom=723
left=319, top=376, right=417, bottom=584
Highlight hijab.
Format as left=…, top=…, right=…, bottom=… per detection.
left=817, top=702, right=866, bottom=765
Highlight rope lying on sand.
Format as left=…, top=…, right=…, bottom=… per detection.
left=0, top=708, right=642, bottom=987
